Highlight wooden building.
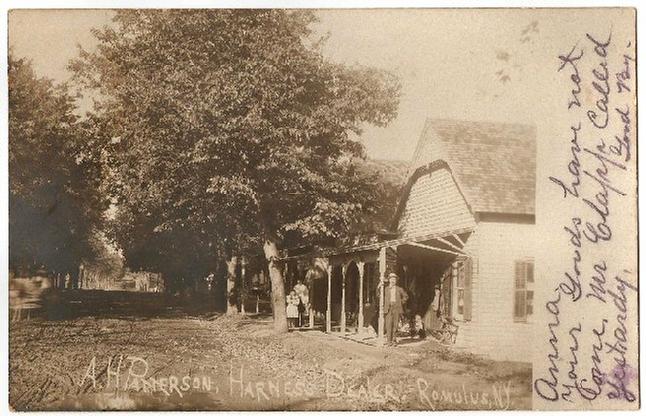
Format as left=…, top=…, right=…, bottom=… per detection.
left=286, top=118, right=536, bottom=362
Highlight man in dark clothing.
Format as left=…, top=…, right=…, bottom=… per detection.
left=377, top=273, right=408, bottom=346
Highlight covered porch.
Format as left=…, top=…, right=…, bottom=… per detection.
left=282, top=227, right=474, bottom=345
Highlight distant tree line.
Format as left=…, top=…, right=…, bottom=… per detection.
left=8, top=55, right=109, bottom=285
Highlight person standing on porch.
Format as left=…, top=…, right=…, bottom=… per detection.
left=378, top=273, right=408, bottom=346
left=293, top=279, right=309, bottom=326
left=428, top=284, right=443, bottom=331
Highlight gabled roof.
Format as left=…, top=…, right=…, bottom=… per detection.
left=408, top=118, right=536, bottom=215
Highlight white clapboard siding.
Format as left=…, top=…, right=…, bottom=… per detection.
left=454, top=220, right=535, bottom=362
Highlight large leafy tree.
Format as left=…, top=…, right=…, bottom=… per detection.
left=8, top=55, right=108, bottom=281
left=71, top=10, right=400, bottom=331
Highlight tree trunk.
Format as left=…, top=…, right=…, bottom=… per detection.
left=226, top=256, right=238, bottom=315
left=263, top=239, right=288, bottom=334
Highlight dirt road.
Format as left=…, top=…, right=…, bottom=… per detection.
left=9, top=291, right=532, bottom=410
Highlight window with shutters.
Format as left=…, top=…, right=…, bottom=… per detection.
left=455, top=262, right=465, bottom=316
left=514, top=260, right=534, bottom=322
left=440, top=267, right=452, bottom=318
left=450, top=258, right=472, bottom=321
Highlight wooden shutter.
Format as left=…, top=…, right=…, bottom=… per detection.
left=463, top=257, right=473, bottom=321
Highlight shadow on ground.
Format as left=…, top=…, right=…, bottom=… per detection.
left=39, top=289, right=228, bottom=320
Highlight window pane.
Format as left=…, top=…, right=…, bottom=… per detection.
left=526, top=290, right=534, bottom=316
left=514, top=291, right=526, bottom=318
left=457, top=289, right=464, bottom=315
left=527, top=262, right=534, bottom=283
left=515, top=263, right=526, bottom=289
left=457, top=266, right=464, bottom=288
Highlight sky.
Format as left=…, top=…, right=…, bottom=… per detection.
left=9, top=9, right=558, bottom=161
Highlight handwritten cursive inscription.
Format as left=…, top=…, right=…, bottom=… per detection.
left=536, top=27, right=637, bottom=407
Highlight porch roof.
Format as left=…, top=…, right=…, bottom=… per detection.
left=278, top=226, right=474, bottom=261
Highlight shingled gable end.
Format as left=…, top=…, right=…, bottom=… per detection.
left=394, top=118, right=536, bottom=236
left=393, top=118, right=537, bottom=360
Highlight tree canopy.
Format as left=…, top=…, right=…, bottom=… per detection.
left=71, top=9, right=401, bottom=330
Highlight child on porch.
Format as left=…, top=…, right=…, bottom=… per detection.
left=286, top=290, right=300, bottom=328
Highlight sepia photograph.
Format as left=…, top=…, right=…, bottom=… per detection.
left=5, top=5, right=638, bottom=412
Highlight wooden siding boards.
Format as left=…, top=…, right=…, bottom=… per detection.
left=454, top=221, right=535, bottom=362
left=397, top=168, right=476, bottom=238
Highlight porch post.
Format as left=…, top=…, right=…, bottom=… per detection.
left=340, top=263, right=347, bottom=335
left=240, top=257, right=247, bottom=315
left=378, top=247, right=386, bottom=343
left=308, top=270, right=315, bottom=328
left=357, top=261, right=365, bottom=332
left=326, top=262, right=332, bottom=333
left=79, top=264, right=84, bottom=289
